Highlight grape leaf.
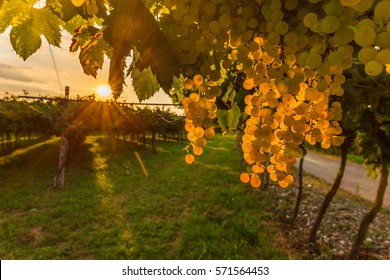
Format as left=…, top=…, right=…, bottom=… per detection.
left=70, top=25, right=100, bottom=52
left=0, top=0, right=29, bottom=34
left=10, top=16, right=42, bottom=60
left=234, top=88, right=249, bottom=103
left=63, top=14, right=86, bottom=34
left=104, top=0, right=179, bottom=96
left=34, top=7, right=62, bottom=46
left=226, top=102, right=241, bottom=130
left=222, top=83, right=240, bottom=104
left=216, top=109, right=228, bottom=131
left=131, top=67, right=160, bottom=102
left=217, top=103, right=241, bottom=131
left=170, top=75, right=185, bottom=101
left=0, top=0, right=4, bottom=9
left=78, top=31, right=110, bottom=78
left=46, top=0, right=62, bottom=14
left=6, top=3, right=61, bottom=60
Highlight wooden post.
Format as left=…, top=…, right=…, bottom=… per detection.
left=54, top=86, right=69, bottom=188
left=55, top=135, right=69, bottom=188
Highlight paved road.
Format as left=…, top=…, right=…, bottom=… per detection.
left=301, top=150, right=390, bottom=208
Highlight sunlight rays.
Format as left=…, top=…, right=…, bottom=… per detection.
left=100, top=102, right=114, bottom=134
left=0, top=138, right=58, bottom=166
left=134, top=151, right=148, bottom=177
left=67, top=101, right=117, bottom=137
left=88, top=136, right=137, bottom=258
left=89, top=137, right=113, bottom=195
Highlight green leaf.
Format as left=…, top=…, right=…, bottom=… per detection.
left=131, top=67, right=160, bottom=102
left=226, top=102, right=241, bottom=130
left=34, top=7, right=62, bottom=46
left=222, top=84, right=237, bottom=103
left=216, top=109, right=228, bottom=131
left=78, top=31, right=110, bottom=77
left=234, top=88, right=249, bottom=103
left=365, top=163, right=379, bottom=179
left=104, top=0, right=179, bottom=94
left=70, top=25, right=100, bottom=52
left=171, top=75, right=183, bottom=92
left=10, top=16, right=42, bottom=60
left=219, top=61, right=228, bottom=80
left=63, top=14, right=86, bottom=34
left=221, top=86, right=232, bottom=103
left=6, top=3, right=61, bottom=60
left=46, top=0, right=62, bottom=14
left=0, top=0, right=29, bottom=34
left=169, top=75, right=185, bottom=101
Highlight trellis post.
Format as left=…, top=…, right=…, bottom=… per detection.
left=54, top=86, right=69, bottom=188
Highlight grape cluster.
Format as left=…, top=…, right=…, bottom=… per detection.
left=301, top=0, right=390, bottom=76
left=181, top=74, right=218, bottom=164
left=159, top=0, right=390, bottom=186
left=231, top=1, right=348, bottom=187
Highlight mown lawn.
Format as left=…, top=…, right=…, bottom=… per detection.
left=0, top=135, right=293, bottom=260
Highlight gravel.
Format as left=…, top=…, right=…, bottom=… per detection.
left=258, top=175, right=390, bottom=260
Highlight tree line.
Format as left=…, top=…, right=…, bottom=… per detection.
left=0, top=95, right=185, bottom=155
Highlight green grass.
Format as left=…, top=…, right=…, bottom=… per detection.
left=0, top=135, right=291, bottom=260
left=347, top=154, right=365, bottom=165
left=308, top=146, right=365, bottom=165
left=0, top=135, right=45, bottom=156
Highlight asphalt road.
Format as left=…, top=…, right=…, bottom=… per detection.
left=301, top=150, right=390, bottom=208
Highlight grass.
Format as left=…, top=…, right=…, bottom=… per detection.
left=0, top=135, right=45, bottom=156
left=307, top=146, right=365, bottom=165
left=347, top=154, right=365, bottom=165
left=0, top=135, right=292, bottom=260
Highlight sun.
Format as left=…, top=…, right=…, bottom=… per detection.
left=97, top=85, right=112, bottom=97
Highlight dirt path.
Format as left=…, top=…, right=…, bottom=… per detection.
left=301, top=150, right=390, bottom=208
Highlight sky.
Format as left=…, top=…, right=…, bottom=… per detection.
left=0, top=28, right=176, bottom=106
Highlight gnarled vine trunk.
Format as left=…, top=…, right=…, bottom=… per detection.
left=309, top=133, right=355, bottom=253
left=289, top=145, right=307, bottom=224
left=348, top=147, right=389, bottom=259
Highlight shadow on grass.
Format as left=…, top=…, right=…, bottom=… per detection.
left=0, top=135, right=291, bottom=260
left=0, top=137, right=52, bottom=156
